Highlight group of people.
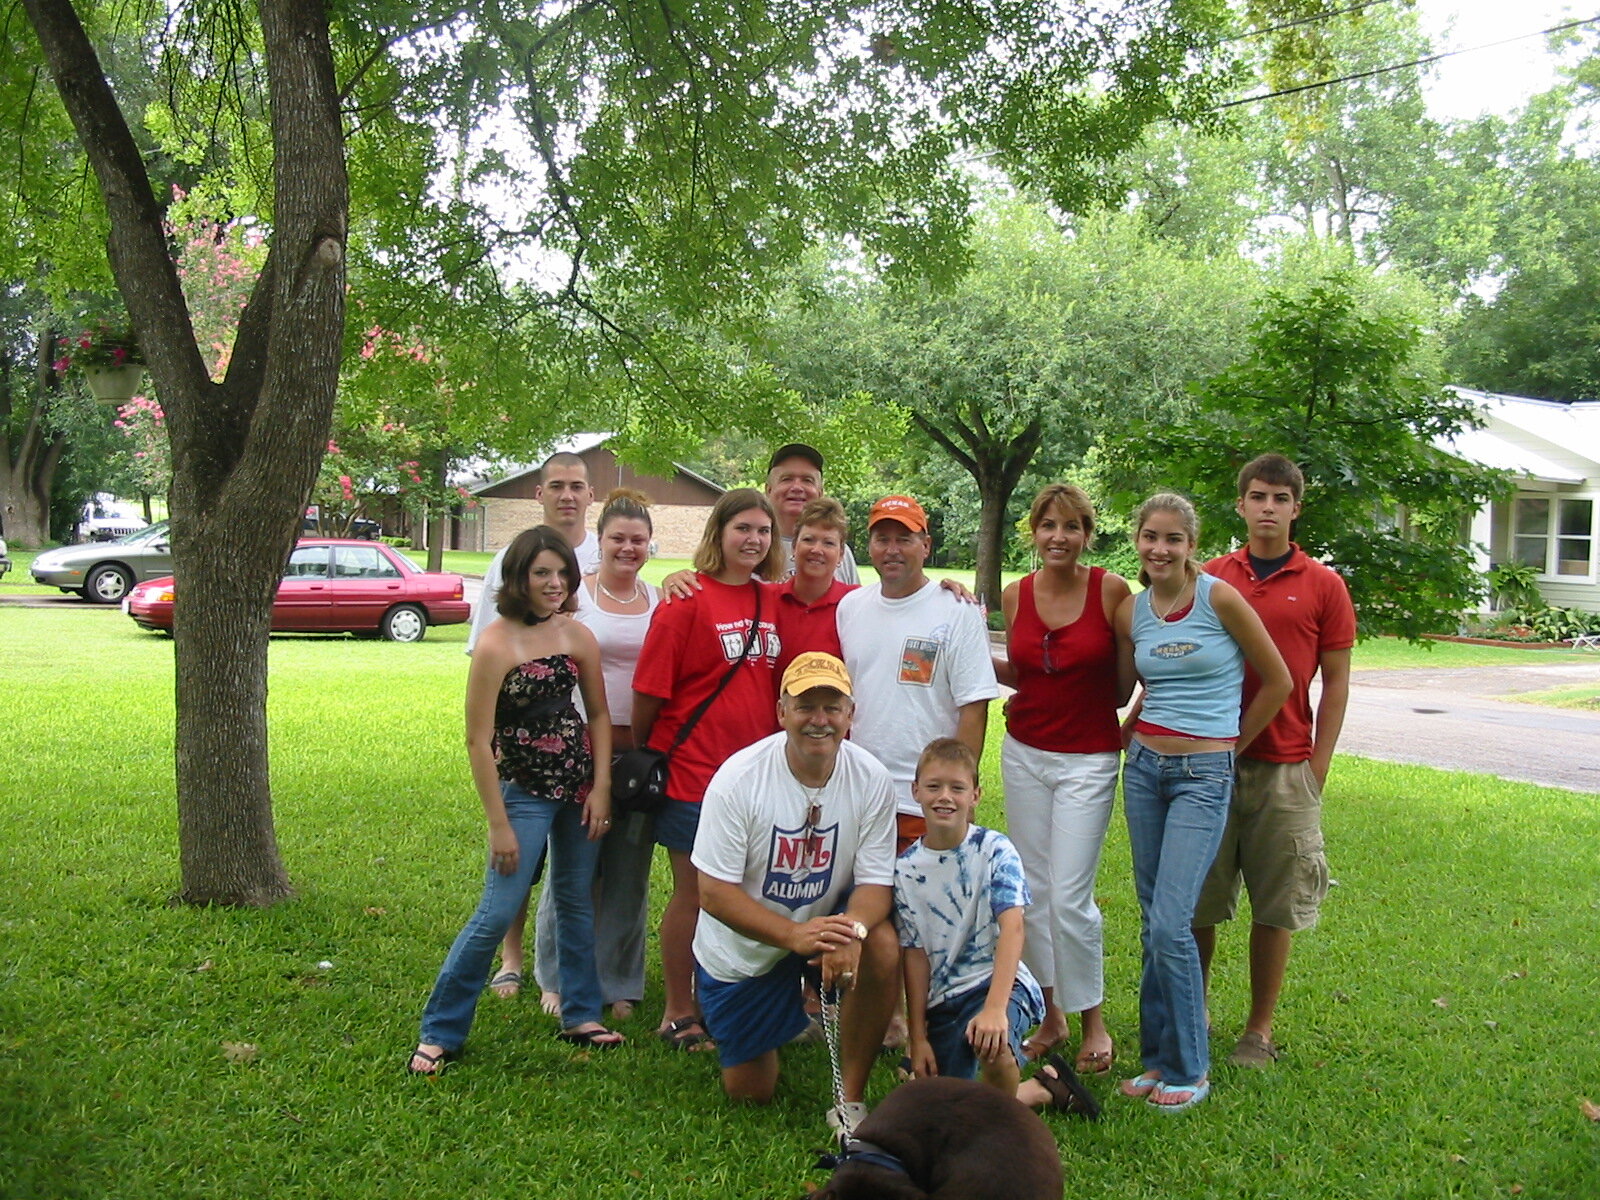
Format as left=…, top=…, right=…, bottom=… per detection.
left=407, top=444, right=1355, bottom=1128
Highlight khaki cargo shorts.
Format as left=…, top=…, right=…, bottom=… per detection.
left=1192, top=758, right=1329, bottom=932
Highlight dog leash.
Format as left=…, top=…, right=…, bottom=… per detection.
left=819, top=984, right=854, bottom=1142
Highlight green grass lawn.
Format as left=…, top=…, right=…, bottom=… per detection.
left=2, top=609, right=1598, bottom=1198
left=1504, top=683, right=1600, bottom=710
left=1351, top=637, right=1592, bottom=670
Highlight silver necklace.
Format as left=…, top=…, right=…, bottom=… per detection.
left=1151, top=579, right=1192, bottom=622
left=596, top=576, right=642, bottom=605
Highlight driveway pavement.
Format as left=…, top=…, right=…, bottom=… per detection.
left=1339, top=662, right=1600, bottom=795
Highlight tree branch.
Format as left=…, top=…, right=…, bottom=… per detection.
left=911, top=410, right=979, bottom=477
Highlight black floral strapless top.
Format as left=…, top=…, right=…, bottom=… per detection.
left=493, top=654, right=592, bottom=804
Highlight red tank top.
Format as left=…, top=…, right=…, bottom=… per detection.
left=1005, top=568, right=1122, bottom=754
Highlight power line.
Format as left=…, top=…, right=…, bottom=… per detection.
left=1217, top=13, right=1600, bottom=109
left=1226, top=0, right=1401, bottom=46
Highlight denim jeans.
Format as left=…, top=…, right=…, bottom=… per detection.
left=1122, top=740, right=1234, bottom=1086
left=419, top=781, right=604, bottom=1049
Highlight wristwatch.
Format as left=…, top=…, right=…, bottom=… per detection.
left=849, top=920, right=869, bottom=942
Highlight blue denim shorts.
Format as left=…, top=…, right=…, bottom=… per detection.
left=653, top=797, right=701, bottom=852
left=696, top=956, right=812, bottom=1068
left=924, top=977, right=1040, bottom=1080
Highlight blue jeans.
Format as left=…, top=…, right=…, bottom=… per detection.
left=420, top=782, right=604, bottom=1049
left=1122, top=740, right=1234, bottom=1087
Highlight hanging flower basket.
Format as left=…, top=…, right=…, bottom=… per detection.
left=54, top=322, right=145, bottom=404
left=81, top=363, right=148, bottom=406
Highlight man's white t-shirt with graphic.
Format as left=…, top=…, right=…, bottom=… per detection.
left=691, top=734, right=897, bottom=982
left=894, top=826, right=1043, bottom=1011
left=837, top=581, right=999, bottom=813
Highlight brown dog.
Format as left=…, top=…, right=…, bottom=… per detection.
left=813, top=1077, right=1063, bottom=1200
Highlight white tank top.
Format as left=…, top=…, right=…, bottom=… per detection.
left=573, top=577, right=659, bottom=725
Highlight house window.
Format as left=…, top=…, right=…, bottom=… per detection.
left=1557, top=498, right=1594, bottom=577
left=1513, top=498, right=1548, bottom=570
left=1514, top=496, right=1595, bottom=578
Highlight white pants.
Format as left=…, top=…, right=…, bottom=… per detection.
left=1001, top=735, right=1120, bottom=1014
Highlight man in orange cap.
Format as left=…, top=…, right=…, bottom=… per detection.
left=837, top=495, right=999, bottom=853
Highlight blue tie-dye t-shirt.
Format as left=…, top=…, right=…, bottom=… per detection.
left=893, top=826, right=1043, bottom=1011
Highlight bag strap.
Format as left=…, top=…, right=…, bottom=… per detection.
left=670, top=583, right=763, bottom=752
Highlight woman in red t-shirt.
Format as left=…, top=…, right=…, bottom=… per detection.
left=995, top=484, right=1131, bottom=1077
left=633, top=488, right=786, bottom=1051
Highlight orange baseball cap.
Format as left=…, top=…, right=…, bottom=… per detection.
left=867, top=494, right=928, bottom=533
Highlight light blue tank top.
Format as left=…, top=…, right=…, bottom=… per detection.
left=1132, top=573, right=1244, bottom=739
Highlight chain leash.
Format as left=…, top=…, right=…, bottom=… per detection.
left=819, top=984, right=853, bottom=1142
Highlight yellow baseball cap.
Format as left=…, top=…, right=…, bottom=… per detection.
left=780, top=651, right=853, bottom=698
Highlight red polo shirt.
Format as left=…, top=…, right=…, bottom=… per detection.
left=774, top=577, right=855, bottom=678
left=1205, top=545, right=1356, bottom=763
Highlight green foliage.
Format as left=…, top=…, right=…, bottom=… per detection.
left=1486, top=562, right=1544, bottom=612
left=1102, top=268, right=1509, bottom=641
left=1530, top=605, right=1599, bottom=641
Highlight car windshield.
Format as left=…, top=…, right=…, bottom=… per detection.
left=119, top=520, right=169, bottom=545
left=394, top=551, right=424, bottom=574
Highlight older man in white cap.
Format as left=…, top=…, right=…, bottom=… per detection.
left=691, top=651, right=899, bottom=1133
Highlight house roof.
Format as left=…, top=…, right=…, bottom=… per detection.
left=1442, top=388, right=1600, bottom=485
left=462, top=433, right=724, bottom=496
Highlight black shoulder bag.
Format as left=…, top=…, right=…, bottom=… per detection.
left=612, top=586, right=764, bottom=815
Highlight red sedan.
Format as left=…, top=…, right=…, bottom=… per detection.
left=126, top=539, right=471, bottom=642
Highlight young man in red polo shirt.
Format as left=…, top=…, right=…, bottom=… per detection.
left=1195, top=454, right=1356, bottom=1067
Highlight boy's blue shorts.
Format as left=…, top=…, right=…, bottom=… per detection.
left=925, top=978, right=1040, bottom=1080
left=696, top=955, right=814, bottom=1069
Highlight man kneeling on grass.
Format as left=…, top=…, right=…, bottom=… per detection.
left=691, top=652, right=901, bottom=1136
left=895, top=738, right=1100, bottom=1119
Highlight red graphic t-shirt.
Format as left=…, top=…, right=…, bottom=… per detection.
left=633, top=576, right=782, bottom=803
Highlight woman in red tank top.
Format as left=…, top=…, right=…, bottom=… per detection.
left=995, top=484, right=1131, bottom=1077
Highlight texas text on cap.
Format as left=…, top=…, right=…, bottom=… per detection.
left=867, top=494, right=928, bottom=533
left=768, top=442, right=825, bottom=473
left=780, top=651, right=853, bottom=697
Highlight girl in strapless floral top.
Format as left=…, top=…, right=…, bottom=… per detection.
left=409, top=526, right=619, bottom=1074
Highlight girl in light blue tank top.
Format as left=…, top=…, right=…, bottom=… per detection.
left=1130, top=573, right=1244, bottom=740
left=1112, top=493, right=1290, bottom=1113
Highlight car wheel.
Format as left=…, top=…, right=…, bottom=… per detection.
left=85, top=564, right=133, bottom=604
left=381, top=604, right=427, bottom=642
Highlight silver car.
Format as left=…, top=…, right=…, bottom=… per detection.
left=29, top=520, right=174, bottom=603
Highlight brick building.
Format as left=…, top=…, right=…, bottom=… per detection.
left=460, top=434, right=726, bottom=558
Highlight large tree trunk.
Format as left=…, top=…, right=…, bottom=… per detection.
left=0, top=337, right=68, bottom=547
left=24, top=0, right=347, bottom=905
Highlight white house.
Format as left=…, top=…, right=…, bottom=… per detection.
left=1443, top=388, right=1600, bottom=613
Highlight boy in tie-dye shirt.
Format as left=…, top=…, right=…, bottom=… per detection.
left=895, top=738, right=1044, bottom=1094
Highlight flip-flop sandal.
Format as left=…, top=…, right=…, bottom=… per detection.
left=1074, top=1046, right=1115, bottom=1076
left=406, top=1047, right=456, bottom=1076
left=1148, top=1080, right=1211, bottom=1113
left=1037, top=1054, right=1102, bottom=1121
left=1118, top=1073, right=1161, bottom=1098
left=658, top=1017, right=714, bottom=1052
left=1022, top=1034, right=1064, bottom=1063
left=488, top=969, right=523, bottom=998
left=557, top=1027, right=626, bottom=1048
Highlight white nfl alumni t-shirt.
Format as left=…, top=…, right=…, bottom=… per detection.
left=465, top=529, right=602, bottom=654
left=894, top=826, right=1043, bottom=1012
left=691, top=733, right=898, bottom=982
left=836, top=580, right=999, bottom=814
